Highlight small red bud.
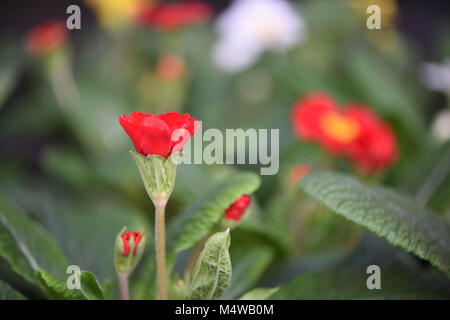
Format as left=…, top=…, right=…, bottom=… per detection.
left=224, top=195, right=251, bottom=222
left=121, top=231, right=142, bottom=257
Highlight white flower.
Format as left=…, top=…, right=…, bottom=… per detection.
left=431, top=109, right=450, bottom=144
left=212, top=0, right=306, bottom=73
left=421, top=59, right=450, bottom=93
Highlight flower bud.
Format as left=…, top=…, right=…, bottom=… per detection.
left=115, top=227, right=145, bottom=275
left=26, top=20, right=68, bottom=56
left=221, top=195, right=251, bottom=229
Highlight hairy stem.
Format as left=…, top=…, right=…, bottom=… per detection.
left=118, top=273, right=129, bottom=300
left=155, top=203, right=168, bottom=300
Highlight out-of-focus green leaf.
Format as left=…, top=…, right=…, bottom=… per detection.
left=187, top=230, right=232, bottom=300
left=168, top=172, right=261, bottom=255
left=239, top=287, right=279, bottom=300
left=0, top=45, right=21, bottom=109
left=224, top=246, right=274, bottom=299
left=36, top=269, right=83, bottom=300
left=298, top=171, right=450, bottom=277
left=79, top=271, right=104, bottom=300
left=346, top=49, right=425, bottom=143
left=270, top=267, right=450, bottom=299
left=0, top=278, right=26, bottom=300
left=0, top=194, right=69, bottom=284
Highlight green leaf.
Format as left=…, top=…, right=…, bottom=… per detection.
left=187, top=230, right=232, bottom=300
left=239, top=287, right=279, bottom=300
left=270, top=268, right=450, bottom=299
left=0, top=194, right=69, bottom=284
left=224, top=246, right=274, bottom=299
left=79, top=271, right=104, bottom=300
left=0, top=278, right=26, bottom=300
left=36, top=269, right=84, bottom=300
left=169, top=172, right=261, bottom=254
left=298, top=171, right=450, bottom=277
left=0, top=45, right=21, bottom=109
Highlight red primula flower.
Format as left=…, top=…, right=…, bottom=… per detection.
left=344, top=105, right=398, bottom=173
left=26, top=20, right=68, bottom=55
left=119, top=111, right=198, bottom=158
left=290, top=93, right=360, bottom=154
left=290, top=93, right=398, bottom=173
left=224, top=195, right=251, bottom=222
left=135, top=1, right=212, bottom=30
left=121, top=231, right=142, bottom=257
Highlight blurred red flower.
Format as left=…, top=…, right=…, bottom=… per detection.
left=156, top=53, right=186, bottom=81
left=121, top=231, right=142, bottom=257
left=290, top=93, right=398, bottom=172
left=119, top=111, right=198, bottom=158
left=291, top=93, right=360, bottom=154
left=26, top=20, right=68, bottom=55
left=135, top=1, right=212, bottom=30
left=344, top=105, right=398, bottom=173
left=224, top=195, right=251, bottom=222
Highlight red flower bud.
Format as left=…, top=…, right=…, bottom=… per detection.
left=26, top=20, right=68, bottom=55
left=119, top=111, right=199, bottom=158
left=121, top=231, right=142, bottom=257
left=224, top=195, right=251, bottom=222
left=135, top=1, right=213, bottom=30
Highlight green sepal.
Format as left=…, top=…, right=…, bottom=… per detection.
left=130, top=151, right=178, bottom=205
left=114, top=226, right=146, bottom=275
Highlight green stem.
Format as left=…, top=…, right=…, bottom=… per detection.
left=155, top=202, right=168, bottom=300
left=118, top=273, right=129, bottom=300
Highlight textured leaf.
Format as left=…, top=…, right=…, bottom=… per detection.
left=36, top=269, right=84, bottom=300
left=79, top=271, right=104, bottom=300
left=298, top=171, right=450, bottom=276
left=0, top=194, right=69, bottom=284
left=239, top=287, right=279, bottom=300
left=188, top=230, right=232, bottom=300
left=0, top=279, right=26, bottom=300
left=169, top=172, right=260, bottom=254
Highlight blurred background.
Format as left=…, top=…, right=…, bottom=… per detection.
left=0, top=0, right=449, bottom=299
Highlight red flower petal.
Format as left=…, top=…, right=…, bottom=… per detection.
left=120, top=111, right=198, bottom=158
left=119, top=112, right=146, bottom=154
left=139, top=115, right=172, bottom=158
left=291, top=93, right=336, bottom=141
left=224, top=195, right=251, bottom=222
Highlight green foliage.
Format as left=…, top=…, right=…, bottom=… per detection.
left=239, top=287, right=279, bottom=300
left=168, top=172, right=261, bottom=254
left=36, top=269, right=83, bottom=300
left=298, top=171, right=450, bottom=277
left=0, top=278, right=26, bottom=300
left=79, top=271, right=105, bottom=300
left=270, top=268, right=450, bottom=299
left=0, top=194, right=69, bottom=285
left=187, top=230, right=232, bottom=300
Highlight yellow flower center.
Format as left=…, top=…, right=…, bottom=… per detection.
left=320, top=111, right=360, bottom=143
